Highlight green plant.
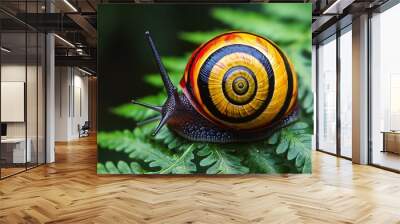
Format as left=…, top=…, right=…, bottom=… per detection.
left=98, top=4, right=312, bottom=174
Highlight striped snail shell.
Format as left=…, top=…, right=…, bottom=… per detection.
left=181, top=31, right=298, bottom=131
left=131, top=31, right=298, bottom=143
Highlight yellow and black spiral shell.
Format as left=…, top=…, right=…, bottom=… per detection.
left=180, top=31, right=298, bottom=131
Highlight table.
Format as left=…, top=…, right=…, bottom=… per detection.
left=381, top=131, right=400, bottom=154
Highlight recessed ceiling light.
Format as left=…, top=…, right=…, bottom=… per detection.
left=54, top=34, right=75, bottom=48
left=322, top=0, right=354, bottom=15
left=1, top=47, right=11, bottom=53
left=63, top=0, right=78, bottom=12
left=78, top=67, right=93, bottom=76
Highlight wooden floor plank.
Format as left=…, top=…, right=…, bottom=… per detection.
left=0, top=135, right=400, bottom=224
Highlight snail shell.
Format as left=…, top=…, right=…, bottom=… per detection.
left=180, top=31, right=298, bottom=131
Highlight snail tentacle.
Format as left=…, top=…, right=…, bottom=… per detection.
left=136, top=115, right=162, bottom=126
left=137, top=31, right=183, bottom=136
left=131, top=99, right=162, bottom=112
left=152, top=112, right=171, bottom=136
left=145, top=31, right=176, bottom=96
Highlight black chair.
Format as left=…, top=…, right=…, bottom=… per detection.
left=79, top=121, right=90, bottom=138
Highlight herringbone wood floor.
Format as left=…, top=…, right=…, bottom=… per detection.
left=1, top=135, right=400, bottom=224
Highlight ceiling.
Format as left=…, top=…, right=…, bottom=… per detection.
left=0, top=0, right=392, bottom=71
left=312, top=0, right=389, bottom=42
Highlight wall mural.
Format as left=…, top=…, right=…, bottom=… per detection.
left=97, top=3, right=312, bottom=174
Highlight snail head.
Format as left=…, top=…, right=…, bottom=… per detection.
left=131, top=31, right=179, bottom=136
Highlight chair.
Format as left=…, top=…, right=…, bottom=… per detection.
left=79, top=121, right=90, bottom=138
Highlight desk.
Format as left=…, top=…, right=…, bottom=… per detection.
left=1, top=138, right=31, bottom=163
left=382, top=131, right=400, bottom=154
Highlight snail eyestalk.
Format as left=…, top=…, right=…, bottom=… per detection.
left=152, top=112, right=171, bottom=136
left=130, top=30, right=179, bottom=137
left=145, top=31, right=176, bottom=97
left=136, top=115, right=162, bottom=126
left=131, top=97, right=171, bottom=136
left=131, top=99, right=162, bottom=112
left=143, top=31, right=181, bottom=136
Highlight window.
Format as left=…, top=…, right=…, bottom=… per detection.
left=317, top=35, right=337, bottom=154
left=0, top=2, right=46, bottom=179
left=339, top=27, right=352, bottom=158
left=370, top=3, right=400, bottom=171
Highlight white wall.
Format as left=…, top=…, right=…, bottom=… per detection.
left=55, top=67, right=89, bottom=141
left=72, top=73, right=89, bottom=138
left=1, top=64, right=40, bottom=138
left=55, top=66, right=69, bottom=141
left=1, top=65, right=27, bottom=140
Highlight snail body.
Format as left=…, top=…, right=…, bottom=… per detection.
left=132, top=31, right=298, bottom=143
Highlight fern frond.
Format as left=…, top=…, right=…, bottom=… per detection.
left=270, top=122, right=312, bottom=173
left=197, top=144, right=249, bottom=174
left=97, top=161, right=144, bottom=174
left=262, top=4, right=311, bottom=23
left=153, top=127, right=206, bottom=152
left=98, top=127, right=197, bottom=174
left=158, top=144, right=196, bottom=174
left=245, top=147, right=283, bottom=174
left=211, top=8, right=304, bottom=44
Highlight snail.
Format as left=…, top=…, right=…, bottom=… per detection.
left=131, top=31, right=298, bottom=143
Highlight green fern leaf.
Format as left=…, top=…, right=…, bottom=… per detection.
left=158, top=144, right=196, bottom=174
left=268, top=132, right=280, bottom=145
left=301, top=90, right=314, bottom=114
left=97, top=163, right=108, bottom=174
left=97, top=161, right=144, bottom=174
left=105, top=161, right=120, bottom=174
left=212, top=8, right=304, bottom=44
left=153, top=127, right=206, bottom=152
left=198, top=144, right=249, bottom=174
left=117, top=161, right=133, bottom=174
left=130, top=162, right=145, bottom=174
left=98, top=130, right=137, bottom=153
left=128, top=137, right=196, bottom=174
left=291, top=50, right=312, bottom=89
left=98, top=127, right=197, bottom=174
left=245, top=146, right=278, bottom=173
left=262, top=4, right=312, bottom=23
left=272, top=122, right=312, bottom=173
left=301, top=157, right=312, bottom=173
left=276, top=138, right=289, bottom=154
